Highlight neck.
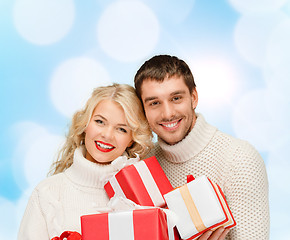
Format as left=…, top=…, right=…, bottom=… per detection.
left=157, top=113, right=217, bottom=163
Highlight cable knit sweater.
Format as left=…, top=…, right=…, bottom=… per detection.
left=148, top=114, right=269, bottom=240
left=18, top=146, right=119, bottom=240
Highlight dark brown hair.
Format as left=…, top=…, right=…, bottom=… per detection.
left=134, top=55, right=196, bottom=99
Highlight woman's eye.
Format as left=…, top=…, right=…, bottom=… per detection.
left=95, top=119, right=104, bottom=124
left=118, top=127, right=127, bottom=133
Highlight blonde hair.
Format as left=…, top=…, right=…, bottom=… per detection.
left=49, top=83, right=153, bottom=175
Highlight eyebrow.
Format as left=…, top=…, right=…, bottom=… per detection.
left=144, top=96, right=158, bottom=103
left=144, top=90, right=186, bottom=103
left=93, top=114, right=129, bottom=127
left=171, top=90, right=186, bottom=95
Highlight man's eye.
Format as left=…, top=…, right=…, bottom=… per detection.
left=150, top=101, right=160, bottom=106
left=172, top=96, right=181, bottom=101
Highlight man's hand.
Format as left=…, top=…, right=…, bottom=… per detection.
left=197, top=227, right=230, bottom=240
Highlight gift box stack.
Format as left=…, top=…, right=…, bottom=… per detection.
left=80, top=156, right=236, bottom=240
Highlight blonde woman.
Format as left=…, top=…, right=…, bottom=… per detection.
left=18, top=83, right=153, bottom=240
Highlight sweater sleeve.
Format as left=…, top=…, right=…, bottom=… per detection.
left=18, top=189, right=50, bottom=240
left=225, top=141, right=270, bottom=240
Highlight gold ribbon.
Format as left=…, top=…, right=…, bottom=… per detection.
left=179, top=185, right=206, bottom=232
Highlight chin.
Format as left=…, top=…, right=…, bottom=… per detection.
left=161, top=135, right=182, bottom=145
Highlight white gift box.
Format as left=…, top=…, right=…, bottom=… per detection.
left=164, top=175, right=235, bottom=240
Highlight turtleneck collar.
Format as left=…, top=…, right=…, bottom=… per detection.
left=64, top=146, right=119, bottom=188
left=157, top=113, right=217, bottom=163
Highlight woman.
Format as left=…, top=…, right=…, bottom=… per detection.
left=18, top=83, right=153, bottom=240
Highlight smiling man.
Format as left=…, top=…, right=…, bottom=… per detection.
left=134, top=55, right=269, bottom=240
left=141, top=76, right=197, bottom=145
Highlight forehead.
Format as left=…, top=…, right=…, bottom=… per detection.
left=140, top=76, right=190, bottom=100
left=93, top=100, right=126, bottom=121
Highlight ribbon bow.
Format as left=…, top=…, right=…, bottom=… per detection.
left=111, top=154, right=140, bottom=172
left=100, top=154, right=140, bottom=185
left=94, top=196, right=179, bottom=232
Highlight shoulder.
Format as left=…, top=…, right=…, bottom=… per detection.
left=231, top=135, right=263, bottom=163
left=208, top=130, right=266, bottom=180
left=215, top=130, right=262, bottom=158
left=33, top=173, right=66, bottom=196
left=217, top=132, right=267, bottom=177
left=23, top=173, right=67, bottom=213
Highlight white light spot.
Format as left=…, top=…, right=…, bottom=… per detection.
left=234, top=12, right=287, bottom=66
left=232, top=89, right=289, bottom=152
left=11, top=122, right=65, bottom=189
left=97, top=0, right=159, bottom=62
left=146, top=0, right=195, bottom=24
left=228, top=0, right=287, bottom=14
left=263, top=70, right=290, bottom=99
left=267, top=144, right=290, bottom=240
left=189, top=57, right=238, bottom=108
left=13, top=0, right=75, bottom=45
left=24, top=131, right=65, bottom=187
left=266, top=19, right=290, bottom=78
left=0, top=198, right=17, bottom=240
left=50, top=57, right=111, bottom=118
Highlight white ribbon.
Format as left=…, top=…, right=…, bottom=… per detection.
left=100, top=154, right=140, bottom=185
left=108, top=211, right=134, bottom=239
left=134, top=160, right=165, bottom=207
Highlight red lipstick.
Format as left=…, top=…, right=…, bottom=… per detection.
left=95, top=141, right=115, bottom=153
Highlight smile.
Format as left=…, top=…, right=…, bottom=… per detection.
left=160, top=119, right=181, bottom=131
left=95, top=141, right=115, bottom=152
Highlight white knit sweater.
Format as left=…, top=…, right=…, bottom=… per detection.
left=18, top=147, right=118, bottom=240
left=148, top=114, right=270, bottom=240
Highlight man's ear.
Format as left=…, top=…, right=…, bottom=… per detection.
left=191, top=88, right=198, bottom=110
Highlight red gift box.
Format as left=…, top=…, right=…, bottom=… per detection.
left=104, top=156, right=173, bottom=208
left=81, top=208, right=179, bottom=240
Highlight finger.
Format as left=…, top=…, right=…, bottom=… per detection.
left=218, top=228, right=230, bottom=240
left=207, top=227, right=225, bottom=239
left=197, top=230, right=213, bottom=240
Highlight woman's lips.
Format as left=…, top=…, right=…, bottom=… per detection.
left=95, top=141, right=115, bottom=152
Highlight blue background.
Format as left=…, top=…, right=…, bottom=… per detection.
left=1, top=0, right=290, bottom=239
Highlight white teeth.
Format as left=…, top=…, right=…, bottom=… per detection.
left=163, top=122, right=178, bottom=128
left=97, top=142, right=114, bottom=149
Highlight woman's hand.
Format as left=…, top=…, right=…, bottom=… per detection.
left=198, top=227, right=230, bottom=240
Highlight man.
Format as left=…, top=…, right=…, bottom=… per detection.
left=134, top=55, right=269, bottom=240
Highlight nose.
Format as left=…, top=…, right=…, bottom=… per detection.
left=161, top=101, right=175, bottom=120
left=101, top=126, right=114, bottom=140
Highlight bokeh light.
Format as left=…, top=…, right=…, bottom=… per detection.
left=97, top=0, right=160, bottom=62
left=234, top=12, right=288, bottom=66
left=13, top=0, right=75, bottom=45
left=50, top=57, right=111, bottom=118
left=228, top=0, right=287, bottom=14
